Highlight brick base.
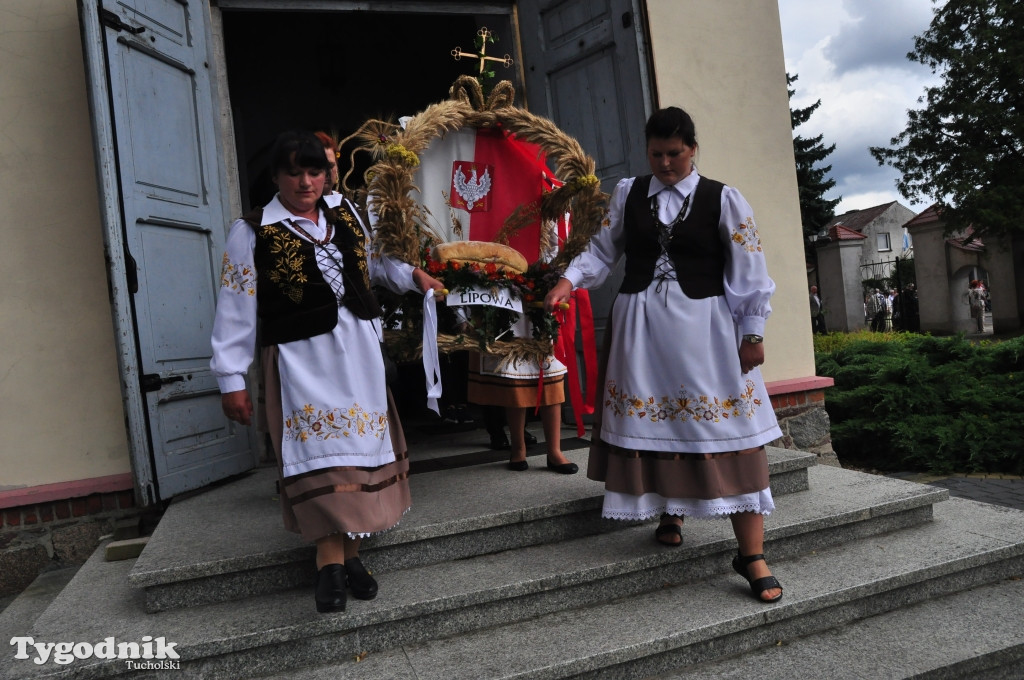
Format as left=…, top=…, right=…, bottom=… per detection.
left=766, top=381, right=838, bottom=466
left=0, top=490, right=152, bottom=597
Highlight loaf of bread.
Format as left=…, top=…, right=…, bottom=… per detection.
left=432, top=240, right=528, bottom=274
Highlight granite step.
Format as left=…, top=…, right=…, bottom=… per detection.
left=0, top=566, right=78, bottom=657
left=130, top=446, right=815, bottom=612
left=652, top=565, right=1024, bottom=680
left=266, top=497, right=1024, bottom=680
left=4, top=465, right=949, bottom=680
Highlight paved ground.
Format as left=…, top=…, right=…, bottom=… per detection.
left=885, top=471, right=1024, bottom=512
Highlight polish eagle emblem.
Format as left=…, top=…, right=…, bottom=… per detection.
left=452, top=162, right=492, bottom=211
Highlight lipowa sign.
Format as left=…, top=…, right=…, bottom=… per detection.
left=448, top=286, right=523, bottom=313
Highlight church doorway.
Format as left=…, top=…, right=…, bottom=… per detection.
left=219, top=7, right=520, bottom=425
left=79, top=0, right=650, bottom=502
left=219, top=8, right=520, bottom=209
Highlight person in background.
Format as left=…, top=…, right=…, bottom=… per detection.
left=545, top=106, right=783, bottom=603
left=212, top=130, right=444, bottom=614
left=967, top=279, right=987, bottom=332
left=886, top=289, right=896, bottom=330
left=314, top=130, right=340, bottom=196
left=868, top=288, right=887, bottom=332
left=468, top=318, right=577, bottom=475
left=903, top=284, right=920, bottom=332
left=890, top=287, right=903, bottom=331
left=809, top=285, right=826, bottom=334
left=483, top=406, right=538, bottom=451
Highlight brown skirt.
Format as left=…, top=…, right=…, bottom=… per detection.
left=467, top=352, right=566, bottom=408
left=262, top=346, right=411, bottom=542
left=588, top=440, right=769, bottom=500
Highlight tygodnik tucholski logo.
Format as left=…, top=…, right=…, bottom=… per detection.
left=10, top=635, right=180, bottom=669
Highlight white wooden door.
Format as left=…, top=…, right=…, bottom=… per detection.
left=79, top=0, right=255, bottom=503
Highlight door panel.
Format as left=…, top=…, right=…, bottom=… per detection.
left=548, top=48, right=630, bottom=182
left=80, top=0, right=255, bottom=502
left=138, top=225, right=217, bottom=359
left=519, top=0, right=649, bottom=190
left=518, top=0, right=652, bottom=369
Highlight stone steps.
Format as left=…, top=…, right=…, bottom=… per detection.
left=3, top=460, right=974, bottom=680
left=654, top=564, right=1024, bottom=679
left=129, top=446, right=813, bottom=612
left=261, top=497, right=1024, bottom=680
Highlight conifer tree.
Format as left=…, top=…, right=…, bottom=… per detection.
left=789, top=73, right=841, bottom=256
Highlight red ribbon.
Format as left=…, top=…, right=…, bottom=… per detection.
left=576, top=289, right=598, bottom=415
left=553, top=290, right=598, bottom=437
left=534, top=359, right=545, bottom=417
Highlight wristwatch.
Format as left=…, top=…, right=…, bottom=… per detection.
left=742, top=334, right=764, bottom=344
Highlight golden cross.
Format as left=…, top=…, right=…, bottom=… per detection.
left=451, top=27, right=513, bottom=77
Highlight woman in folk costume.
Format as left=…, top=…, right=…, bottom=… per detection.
left=465, top=273, right=578, bottom=475
left=408, top=120, right=579, bottom=475
left=545, top=107, right=784, bottom=603
left=456, top=165, right=577, bottom=475
left=211, top=130, right=444, bottom=613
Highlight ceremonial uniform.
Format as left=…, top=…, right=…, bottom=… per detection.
left=212, top=193, right=419, bottom=541
left=562, top=171, right=782, bottom=520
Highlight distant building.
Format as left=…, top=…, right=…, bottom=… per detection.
left=904, top=205, right=1020, bottom=334
left=813, top=202, right=916, bottom=331
left=825, top=201, right=916, bottom=269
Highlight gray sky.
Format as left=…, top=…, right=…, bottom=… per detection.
left=778, top=0, right=942, bottom=215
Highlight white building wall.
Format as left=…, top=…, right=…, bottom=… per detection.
left=645, top=0, right=815, bottom=382
left=859, top=204, right=916, bottom=267
left=0, top=0, right=131, bottom=491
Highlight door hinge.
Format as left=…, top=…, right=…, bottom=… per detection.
left=141, top=373, right=185, bottom=393
left=100, top=8, right=146, bottom=34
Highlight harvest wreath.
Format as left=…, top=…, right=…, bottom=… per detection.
left=352, top=76, right=606, bottom=365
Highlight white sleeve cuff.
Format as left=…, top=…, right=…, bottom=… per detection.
left=562, top=268, right=583, bottom=290
left=217, top=374, right=247, bottom=394
left=738, top=317, right=766, bottom=338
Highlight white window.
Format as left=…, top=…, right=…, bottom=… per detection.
left=877, top=232, right=892, bottom=252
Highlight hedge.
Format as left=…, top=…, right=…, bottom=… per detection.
left=814, top=331, right=1024, bottom=474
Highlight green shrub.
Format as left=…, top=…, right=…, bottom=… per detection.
left=815, top=333, right=1024, bottom=474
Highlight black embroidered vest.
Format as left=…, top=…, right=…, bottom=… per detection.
left=244, top=198, right=380, bottom=346
left=619, top=175, right=726, bottom=299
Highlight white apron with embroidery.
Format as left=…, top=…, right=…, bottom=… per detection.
left=211, top=194, right=418, bottom=477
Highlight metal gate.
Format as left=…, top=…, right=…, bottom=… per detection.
left=861, top=257, right=917, bottom=331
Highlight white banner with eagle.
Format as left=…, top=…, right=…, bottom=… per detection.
left=407, top=125, right=562, bottom=262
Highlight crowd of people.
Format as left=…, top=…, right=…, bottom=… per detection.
left=812, top=278, right=999, bottom=335
left=211, top=108, right=786, bottom=615
left=857, top=285, right=922, bottom=332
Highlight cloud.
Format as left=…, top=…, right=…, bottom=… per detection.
left=780, top=0, right=943, bottom=214
left=777, top=0, right=848, bottom=60
left=824, top=0, right=937, bottom=75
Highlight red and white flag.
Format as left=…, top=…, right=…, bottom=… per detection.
left=410, top=122, right=597, bottom=432
left=411, top=127, right=565, bottom=263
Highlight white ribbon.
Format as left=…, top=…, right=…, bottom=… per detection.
left=422, top=289, right=443, bottom=415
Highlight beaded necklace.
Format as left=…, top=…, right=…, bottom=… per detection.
left=650, top=192, right=691, bottom=250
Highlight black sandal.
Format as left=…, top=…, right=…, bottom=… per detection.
left=654, top=513, right=683, bottom=547
left=732, top=552, right=783, bottom=603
